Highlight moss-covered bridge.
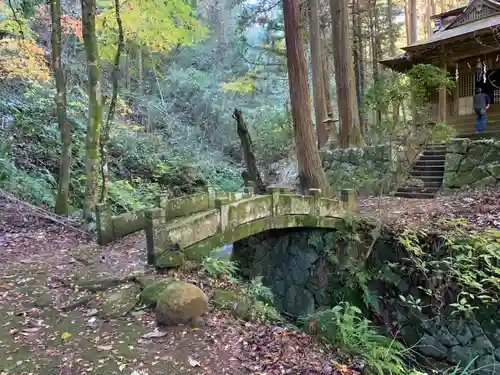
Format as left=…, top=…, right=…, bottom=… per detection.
left=96, top=187, right=357, bottom=267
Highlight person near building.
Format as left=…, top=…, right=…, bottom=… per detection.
left=473, top=87, right=490, bottom=133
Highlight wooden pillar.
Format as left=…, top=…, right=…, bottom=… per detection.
left=439, top=47, right=448, bottom=123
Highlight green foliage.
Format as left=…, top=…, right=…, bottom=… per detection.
left=241, top=277, right=283, bottom=324
left=202, top=254, right=239, bottom=279
left=364, top=65, right=456, bottom=146
left=303, top=302, right=408, bottom=375
left=397, top=226, right=500, bottom=317
left=96, top=0, right=208, bottom=60
left=407, top=64, right=456, bottom=104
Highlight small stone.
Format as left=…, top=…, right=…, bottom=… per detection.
left=211, top=289, right=240, bottom=309
left=155, top=251, right=185, bottom=269
left=98, top=283, right=141, bottom=319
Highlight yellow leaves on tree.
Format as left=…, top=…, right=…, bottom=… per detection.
left=221, top=74, right=256, bottom=93
left=97, top=0, right=208, bottom=60
left=0, top=38, right=51, bottom=83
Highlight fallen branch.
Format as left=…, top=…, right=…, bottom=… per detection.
left=0, top=189, right=92, bottom=238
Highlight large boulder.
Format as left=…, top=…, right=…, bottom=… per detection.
left=156, top=281, right=208, bottom=326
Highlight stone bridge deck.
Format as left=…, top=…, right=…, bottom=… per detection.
left=143, top=187, right=356, bottom=266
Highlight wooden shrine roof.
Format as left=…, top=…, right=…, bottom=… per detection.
left=380, top=0, right=500, bottom=72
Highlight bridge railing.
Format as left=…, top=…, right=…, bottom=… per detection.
left=144, top=187, right=356, bottom=265
left=95, top=186, right=253, bottom=245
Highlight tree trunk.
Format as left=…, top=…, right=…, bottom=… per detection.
left=408, top=0, right=418, bottom=124
left=405, top=1, right=411, bottom=44
left=388, top=0, right=396, bottom=55
left=425, top=0, right=433, bottom=37
left=100, top=0, right=124, bottom=203
left=321, top=45, right=334, bottom=118
left=352, top=0, right=364, bottom=128
left=233, top=109, right=265, bottom=193
left=283, top=0, right=329, bottom=194
left=330, top=0, right=365, bottom=148
left=308, top=0, right=328, bottom=148
left=81, top=0, right=102, bottom=220
left=138, top=47, right=143, bottom=97
left=409, top=0, right=418, bottom=44
left=51, top=0, right=71, bottom=215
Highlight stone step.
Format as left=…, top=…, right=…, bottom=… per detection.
left=397, top=186, right=440, bottom=193
left=412, top=167, right=445, bottom=174
left=409, top=174, right=444, bottom=180
left=421, top=150, right=447, bottom=156
left=415, top=160, right=446, bottom=166
left=394, top=191, right=436, bottom=199
left=410, top=171, right=444, bottom=180
left=422, top=180, right=443, bottom=187
left=419, top=154, right=446, bottom=161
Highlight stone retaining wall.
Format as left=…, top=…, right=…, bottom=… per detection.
left=321, top=144, right=414, bottom=195
left=445, top=139, right=500, bottom=189
left=233, top=228, right=500, bottom=374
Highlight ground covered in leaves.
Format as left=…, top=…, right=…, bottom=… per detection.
left=358, top=188, right=500, bottom=232
left=1, top=188, right=498, bottom=374
left=0, top=195, right=359, bottom=375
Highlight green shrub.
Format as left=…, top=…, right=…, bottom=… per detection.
left=303, top=302, right=408, bottom=375
left=202, top=254, right=239, bottom=279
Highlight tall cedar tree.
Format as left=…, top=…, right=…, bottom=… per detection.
left=307, top=0, right=328, bottom=148
left=81, top=0, right=102, bottom=219
left=50, top=0, right=71, bottom=215
left=330, top=0, right=365, bottom=148
left=283, top=0, right=329, bottom=194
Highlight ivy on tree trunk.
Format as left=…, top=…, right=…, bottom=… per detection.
left=50, top=0, right=71, bottom=215
left=81, top=0, right=102, bottom=220
left=100, top=0, right=124, bottom=203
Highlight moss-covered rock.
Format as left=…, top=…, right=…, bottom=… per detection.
left=445, top=139, right=500, bottom=189
left=155, top=251, right=185, bottom=269
left=141, top=278, right=176, bottom=307
left=99, top=283, right=141, bottom=319
left=156, top=282, right=208, bottom=326
left=211, top=289, right=240, bottom=308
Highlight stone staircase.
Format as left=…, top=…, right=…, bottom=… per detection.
left=395, top=145, right=446, bottom=199
left=450, top=112, right=500, bottom=139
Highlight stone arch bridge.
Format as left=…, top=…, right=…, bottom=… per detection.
left=142, top=187, right=356, bottom=267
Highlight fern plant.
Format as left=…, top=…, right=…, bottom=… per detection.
left=202, top=254, right=238, bottom=279
left=303, top=302, right=408, bottom=375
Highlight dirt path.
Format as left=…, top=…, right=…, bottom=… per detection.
left=0, top=196, right=356, bottom=375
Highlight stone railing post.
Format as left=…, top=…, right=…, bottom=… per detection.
left=267, top=187, right=281, bottom=216
left=95, top=203, right=114, bottom=245
left=144, top=209, right=158, bottom=265
left=205, top=185, right=216, bottom=209
left=309, top=188, right=322, bottom=216
left=215, top=198, right=229, bottom=232
left=341, top=189, right=356, bottom=212
left=155, top=194, right=167, bottom=208
left=243, top=186, right=254, bottom=197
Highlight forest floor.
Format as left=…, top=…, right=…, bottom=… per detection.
left=0, top=188, right=499, bottom=375
left=0, top=194, right=359, bottom=375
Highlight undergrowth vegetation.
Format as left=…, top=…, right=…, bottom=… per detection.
left=303, top=302, right=409, bottom=375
